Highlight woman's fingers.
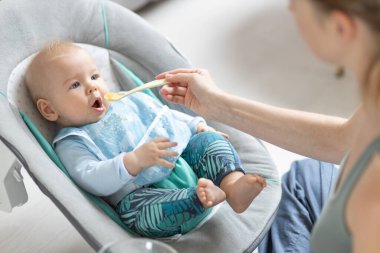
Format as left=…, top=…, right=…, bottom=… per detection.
left=164, top=73, right=194, bottom=86
left=161, top=93, right=185, bottom=104
left=160, top=85, right=187, bottom=104
left=171, top=95, right=186, bottom=104
left=160, top=85, right=187, bottom=96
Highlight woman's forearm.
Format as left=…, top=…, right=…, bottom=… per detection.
left=207, top=92, right=352, bottom=163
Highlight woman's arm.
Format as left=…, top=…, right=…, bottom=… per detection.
left=158, top=69, right=362, bottom=163
left=209, top=93, right=362, bottom=163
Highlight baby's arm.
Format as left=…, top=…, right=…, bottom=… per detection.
left=55, top=137, right=178, bottom=196
left=170, top=109, right=206, bottom=135
left=55, top=138, right=135, bottom=196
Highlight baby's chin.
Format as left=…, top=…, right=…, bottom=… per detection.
left=58, top=115, right=107, bottom=128
left=86, top=112, right=107, bottom=125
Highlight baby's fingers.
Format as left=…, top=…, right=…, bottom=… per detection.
left=157, top=140, right=178, bottom=149
left=157, top=159, right=176, bottom=169
left=152, top=137, right=171, bottom=142
left=217, top=131, right=229, bottom=139
left=160, top=150, right=179, bottom=157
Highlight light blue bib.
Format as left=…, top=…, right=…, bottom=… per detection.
left=55, top=92, right=197, bottom=189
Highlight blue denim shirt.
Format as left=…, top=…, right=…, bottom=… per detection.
left=52, top=92, right=204, bottom=204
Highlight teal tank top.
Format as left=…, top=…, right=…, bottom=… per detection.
left=311, top=136, right=380, bottom=252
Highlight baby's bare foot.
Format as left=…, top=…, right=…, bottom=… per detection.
left=196, top=178, right=226, bottom=208
left=225, top=174, right=266, bottom=213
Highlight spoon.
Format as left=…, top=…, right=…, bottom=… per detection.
left=105, top=79, right=168, bottom=101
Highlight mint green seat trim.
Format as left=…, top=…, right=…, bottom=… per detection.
left=111, top=58, right=159, bottom=99
left=14, top=0, right=203, bottom=238
left=20, top=111, right=138, bottom=235
left=101, top=0, right=109, bottom=49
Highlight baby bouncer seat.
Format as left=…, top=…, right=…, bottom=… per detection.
left=0, top=0, right=281, bottom=252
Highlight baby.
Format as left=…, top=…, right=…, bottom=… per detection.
left=25, top=41, right=266, bottom=238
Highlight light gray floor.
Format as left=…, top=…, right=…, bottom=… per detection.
left=0, top=0, right=357, bottom=252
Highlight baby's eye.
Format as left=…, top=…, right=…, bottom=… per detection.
left=70, top=81, right=80, bottom=89
left=91, top=74, right=99, bottom=80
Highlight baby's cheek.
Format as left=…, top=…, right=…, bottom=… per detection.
left=100, top=81, right=109, bottom=92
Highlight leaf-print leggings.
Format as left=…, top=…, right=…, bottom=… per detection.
left=116, top=132, right=243, bottom=238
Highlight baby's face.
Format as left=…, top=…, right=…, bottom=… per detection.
left=43, top=48, right=110, bottom=127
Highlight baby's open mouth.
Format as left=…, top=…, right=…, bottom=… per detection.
left=92, top=97, right=103, bottom=109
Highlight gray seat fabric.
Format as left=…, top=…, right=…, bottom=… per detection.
left=0, top=0, right=281, bottom=252
left=111, top=0, right=160, bottom=11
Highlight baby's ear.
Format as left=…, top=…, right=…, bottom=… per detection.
left=36, top=99, right=58, bottom=122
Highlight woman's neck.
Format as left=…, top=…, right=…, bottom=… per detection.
left=344, top=21, right=378, bottom=95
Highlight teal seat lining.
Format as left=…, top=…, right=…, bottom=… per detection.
left=9, top=0, right=206, bottom=236
left=19, top=59, right=203, bottom=236
left=20, top=94, right=138, bottom=236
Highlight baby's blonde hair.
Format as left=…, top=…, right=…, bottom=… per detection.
left=25, top=40, right=81, bottom=102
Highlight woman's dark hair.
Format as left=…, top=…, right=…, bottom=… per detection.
left=312, top=0, right=380, bottom=106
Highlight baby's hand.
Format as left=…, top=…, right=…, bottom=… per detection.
left=134, top=137, right=178, bottom=169
left=196, top=122, right=229, bottom=139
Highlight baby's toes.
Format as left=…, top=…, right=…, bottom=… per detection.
left=205, top=200, right=213, bottom=208
left=258, top=176, right=267, bottom=187
left=198, top=178, right=211, bottom=188
left=197, top=188, right=205, bottom=197
left=251, top=175, right=266, bottom=188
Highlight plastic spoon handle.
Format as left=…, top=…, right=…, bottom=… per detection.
left=105, top=79, right=168, bottom=101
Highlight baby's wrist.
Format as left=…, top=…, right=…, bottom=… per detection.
left=123, top=152, right=142, bottom=176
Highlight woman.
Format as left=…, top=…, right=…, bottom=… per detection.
left=156, top=0, right=380, bottom=252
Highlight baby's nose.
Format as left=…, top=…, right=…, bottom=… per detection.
left=87, top=85, right=98, bottom=94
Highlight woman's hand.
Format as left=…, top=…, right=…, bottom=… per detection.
left=157, top=68, right=221, bottom=117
